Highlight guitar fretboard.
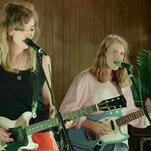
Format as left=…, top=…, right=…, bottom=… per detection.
left=25, top=95, right=125, bottom=135
left=26, top=118, right=58, bottom=135
left=62, top=104, right=97, bottom=120
left=25, top=104, right=98, bottom=135
left=116, top=106, right=151, bottom=126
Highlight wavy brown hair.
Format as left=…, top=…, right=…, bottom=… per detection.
left=93, top=34, right=131, bottom=87
left=0, top=2, right=40, bottom=72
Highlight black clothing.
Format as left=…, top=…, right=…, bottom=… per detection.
left=0, top=65, right=47, bottom=125
left=149, top=93, right=151, bottom=100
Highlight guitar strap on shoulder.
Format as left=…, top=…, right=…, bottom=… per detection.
left=32, top=80, right=38, bottom=118
left=32, top=60, right=40, bottom=118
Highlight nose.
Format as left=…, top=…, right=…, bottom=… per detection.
left=25, top=29, right=32, bottom=38
left=115, top=53, right=121, bottom=60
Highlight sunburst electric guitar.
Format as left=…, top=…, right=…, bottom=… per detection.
left=68, top=106, right=151, bottom=151
left=0, top=95, right=125, bottom=151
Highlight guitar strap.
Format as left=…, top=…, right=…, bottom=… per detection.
left=32, top=59, right=41, bottom=118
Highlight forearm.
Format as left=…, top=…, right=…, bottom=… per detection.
left=82, top=119, right=95, bottom=129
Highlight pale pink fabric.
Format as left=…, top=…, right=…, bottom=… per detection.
left=59, top=68, right=149, bottom=145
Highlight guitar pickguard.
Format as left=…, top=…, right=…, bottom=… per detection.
left=68, top=108, right=129, bottom=151
left=0, top=112, right=38, bottom=151
left=4, top=126, right=28, bottom=151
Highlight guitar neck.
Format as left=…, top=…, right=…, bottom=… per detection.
left=26, top=118, right=59, bottom=135
left=25, top=95, right=125, bottom=135
left=26, top=104, right=98, bottom=135
left=62, top=104, right=98, bottom=120
left=62, top=95, right=126, bottom=121
left=116, top=106, right=151, bottom=126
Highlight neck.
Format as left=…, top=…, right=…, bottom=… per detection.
left=11, top=50, right=27, bottom=70
left=11, top=49, right=25, bottom=57
left=106, top=69, right=112, bottom=81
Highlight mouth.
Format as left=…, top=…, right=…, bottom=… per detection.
left=114, top=61, right=119, bottom=66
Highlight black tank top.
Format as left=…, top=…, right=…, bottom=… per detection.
left=0, top=65, right=48, bottom=125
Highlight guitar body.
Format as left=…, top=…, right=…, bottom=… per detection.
left=68, top=109, right=129, bottom=151
left=0, top=112, right=38, bottom=151
left=0, top=96, right=127, bottom=151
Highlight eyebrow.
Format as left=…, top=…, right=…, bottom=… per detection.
left=24, top=25, right=36, bottom=28
left=112, top=48, right=124, bottom=51
left=109, top=49, right=124, bottom=54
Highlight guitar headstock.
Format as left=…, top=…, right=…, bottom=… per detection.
left=97, top=95, right=126, bottom=111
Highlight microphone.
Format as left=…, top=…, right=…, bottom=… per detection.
left=24, top=38, right=47, bottom=56
left=114, top=61, right=134, bottom=69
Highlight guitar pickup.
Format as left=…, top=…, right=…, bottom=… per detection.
left=110, top=120, right=115, bottom=130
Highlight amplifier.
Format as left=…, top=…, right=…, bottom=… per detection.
left=140, top=137, right=151, bottom=151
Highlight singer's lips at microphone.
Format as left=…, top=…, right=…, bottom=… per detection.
left=114, top=61, right=119, bottom=65
left=114, top=61, right=134, bottom=69
left=24, top=37, right=48, bottom=56
left=23, top=37, right=31, bottom=42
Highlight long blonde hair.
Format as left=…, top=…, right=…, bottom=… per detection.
left=93, top=34, right=131, bottom=87
left=0, top=2, right=40, bottom=72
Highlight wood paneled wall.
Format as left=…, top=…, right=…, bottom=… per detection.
left=1, top=0, right=151, bottom=107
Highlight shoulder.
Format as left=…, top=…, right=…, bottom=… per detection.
left=42, top=55, right=51, bottom=65
left=41, top=55, right=51, bottom=72
left=77, top=68, right=92, bottom=77
left=67, top=68, right=94, bottom=91
left=74, top=68, right=95, bottom=83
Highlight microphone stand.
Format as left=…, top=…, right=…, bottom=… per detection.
left=127, top=68, right=151, bottom=125
left=36, top=54, right=74, bottom=151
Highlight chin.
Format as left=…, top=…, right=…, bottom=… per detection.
left=22, top=44, right=28, bottom=50
left=112, top=67, right=119, bottom=71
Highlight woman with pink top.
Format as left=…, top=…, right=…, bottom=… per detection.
left=59, top=34, right=151, bottom=151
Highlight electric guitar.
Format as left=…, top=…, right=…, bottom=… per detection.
left=68, top=106, right=151, bottom=151
left=0, top=95, right=126, bottom=151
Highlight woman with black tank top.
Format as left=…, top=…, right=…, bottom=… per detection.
left=0, top=2, right=59, bottom=151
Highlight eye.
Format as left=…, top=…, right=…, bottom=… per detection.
left=30, top=28, right=36, bottom=32
left=120, top=52, right=124, bottom=56
left=112, top=50, right=118, bottom=55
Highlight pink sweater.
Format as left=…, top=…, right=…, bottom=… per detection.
left=59, top=68, right=149, bottom=145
